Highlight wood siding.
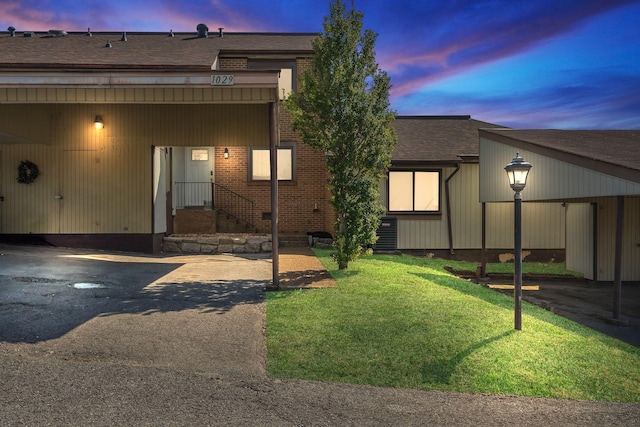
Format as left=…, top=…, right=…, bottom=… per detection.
left=566, top=203, right=594, bottom=280
left=0, top=87, right=276, bottom=104
left=0, top=103, right=269, bottom=234
left=394, top=164, right=565, bottom=249
left=595, top=197, right=640, bottom=281
left=480, top=138, right=640, bottom=203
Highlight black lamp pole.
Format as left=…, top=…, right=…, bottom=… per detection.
left=514, top=190, right=523, bottom=330
left=505, top=153, right=532, bottom=331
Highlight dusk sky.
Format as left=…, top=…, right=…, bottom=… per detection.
left=2, top=0, right=639, bottom=129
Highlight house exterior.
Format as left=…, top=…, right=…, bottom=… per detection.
left=0, top=28, right=334, bottom=253
left=479, top=129, right=640, bottom=282
left=383, top=116, right=566, bottom=261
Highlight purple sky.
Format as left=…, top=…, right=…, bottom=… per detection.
left=2, top=0, right=639, bottom=129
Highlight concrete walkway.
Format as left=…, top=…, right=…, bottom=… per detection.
left=0, top=244, right=638, bottom=425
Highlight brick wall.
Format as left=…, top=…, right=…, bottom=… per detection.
left=219, top=57, right=248, bottom=70
left=214, top=56, right=335, bottom=237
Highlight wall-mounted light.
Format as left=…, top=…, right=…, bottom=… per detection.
left=224, top=147, right=229, bottom=159
left=94, top=115, right=104, bottom=130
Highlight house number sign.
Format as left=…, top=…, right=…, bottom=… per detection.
left=211, top=75, right=234, bottom=86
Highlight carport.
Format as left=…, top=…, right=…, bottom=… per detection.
left=479, top=129, right=640, bottom=322
left=0, top=30, right=285, bottom=288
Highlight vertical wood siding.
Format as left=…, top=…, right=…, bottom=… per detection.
left=0, top=103, right=268, bottom=234
left=480, top=137, right=640, bottom=202
left=565, top=203, right=594, bottom=279
left=596, top=196, right=640, bottom=281
left=396, top=164, right=565, bottom=249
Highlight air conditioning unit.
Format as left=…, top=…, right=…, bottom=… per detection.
left=373, top=216, right=398, bottom=253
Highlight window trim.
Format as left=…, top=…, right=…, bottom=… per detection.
left=386, top=169, right=442, bottom=214
left=248, top=142, right=297, bottom=182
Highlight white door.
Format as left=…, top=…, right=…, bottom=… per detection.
left=566, top=203, right=595, bottom=280
left=184, top=147, right=214, bottom=208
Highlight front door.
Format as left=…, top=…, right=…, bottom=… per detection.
left=184, top=147, right=214, bottom=208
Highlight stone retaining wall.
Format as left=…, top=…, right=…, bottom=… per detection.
left=162, top=234, right=272, bottom=254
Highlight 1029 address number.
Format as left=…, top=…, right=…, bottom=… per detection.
left=211, top=75, right=234, bottom=86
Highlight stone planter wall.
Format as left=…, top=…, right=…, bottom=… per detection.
left=162, top=234, right=272, bottom=254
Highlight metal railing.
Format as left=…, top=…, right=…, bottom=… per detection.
left=174, top=182, right=255, bottom=230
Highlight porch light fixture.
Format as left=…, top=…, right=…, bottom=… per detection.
left=504, top=152, right=532, bottom=331
left=224, top=147, right=229, bottom=159
left=94, top=115, right=104, bottom=130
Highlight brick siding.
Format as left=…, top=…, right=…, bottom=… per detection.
left=214, top=56, right=335, bottom=237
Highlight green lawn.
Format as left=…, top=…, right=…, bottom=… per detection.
left=266, top=250, right=640, bottom=402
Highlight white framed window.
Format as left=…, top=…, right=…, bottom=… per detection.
left=249, top=144, right=295, bottom=181
left=388, top=170, right=440, bottom=213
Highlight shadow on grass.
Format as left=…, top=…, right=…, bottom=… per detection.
left=422, top=330, right=516, bottom=384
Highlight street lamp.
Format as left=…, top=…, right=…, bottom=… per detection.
left=505, top=153, right=532, bottom=330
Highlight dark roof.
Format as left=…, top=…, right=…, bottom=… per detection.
left=481, top=129, right=640, bottom=183
left=391, top=116, right=505, bottom=164
left=0, top=31, right=316, bottom=70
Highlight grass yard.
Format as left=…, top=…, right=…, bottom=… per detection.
left=266, top=250, right=640, bottom=402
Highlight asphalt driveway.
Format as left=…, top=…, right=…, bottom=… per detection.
left=1, top=244, right=638, bottom=425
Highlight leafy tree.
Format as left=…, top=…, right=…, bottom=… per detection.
left=285, top=0, right=396, bottom=269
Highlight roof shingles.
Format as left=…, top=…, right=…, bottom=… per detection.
left=0, top=31, right=315, bottom=70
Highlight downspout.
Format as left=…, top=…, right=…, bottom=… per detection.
left=445, top=164, right=461, bottom=255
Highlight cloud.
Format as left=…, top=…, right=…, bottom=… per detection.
left=396, top=66, right=640, bottom=129
left=375, top=0, right=637, bottom=96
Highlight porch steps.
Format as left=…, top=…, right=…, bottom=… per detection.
left=216, top=210, right=257, bottom=233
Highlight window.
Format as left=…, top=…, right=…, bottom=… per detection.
left=249, top=144, right=295, bottom=181
left=248, top=59, right=296, bottom=100
left=388, top=170, right=440, bottom=213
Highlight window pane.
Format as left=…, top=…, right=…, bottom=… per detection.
left=251, top=148, right=293, bottom=181
left=414, top=172, right=439, bottom=211
left=277, top=149, right=292, bottom=180
left=389, top=171, right=413, bottom=211
left=252, top=150, right=270, bottom=180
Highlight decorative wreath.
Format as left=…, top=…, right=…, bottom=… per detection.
left=17, top=160, right=39, bottom=184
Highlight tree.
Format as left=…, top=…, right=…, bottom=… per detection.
left=285, top=0, right=396, bottom=269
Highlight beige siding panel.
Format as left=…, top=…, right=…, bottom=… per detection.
left=0, top=144, right=60, bottom=233
left=0, top=87, right=277, bottom=104
left=450, top=164, right=482, bottom=248
left=397, top=164, right=564, bottom=250
left=624, top=197, right=640, bottom=281
left=566, top=203, right=594, bottom=279
left=596, top=197, right=640, bottom=281
left=480, top=137, right=640, bottom=202
left=486, top=202, right=565, bottom=249
left=0, top=103, right=269, bottom=236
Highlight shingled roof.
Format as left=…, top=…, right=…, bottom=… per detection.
left=0, top=30, right=316, bottom=70
left=392, top=116, right=504, bottom=164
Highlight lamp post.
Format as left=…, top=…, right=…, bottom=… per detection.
left=505, top=153, right=532, bottom=330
